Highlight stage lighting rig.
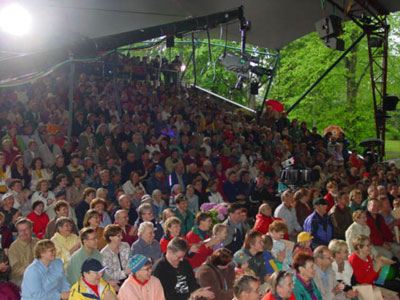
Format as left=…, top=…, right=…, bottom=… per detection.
left=220, top=52, right=271, bottom=78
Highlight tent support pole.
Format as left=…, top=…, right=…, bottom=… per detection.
left=287, top=33, right=365, bottom=114
left=257, top=51, right=280, bottom=123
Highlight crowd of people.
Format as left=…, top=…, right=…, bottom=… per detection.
left=0, top=54, right=399, bottom=300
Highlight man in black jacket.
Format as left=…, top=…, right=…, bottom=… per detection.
left=153, top=237, right=214, bottom=300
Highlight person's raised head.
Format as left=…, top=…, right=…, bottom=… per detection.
left=16, top=217, right=33, bottom=243
left=268, top=271, right=294, bottom=299
left=103, top=224, right=122, bottom=243
left=233, top=275, right=260, bottom=300
left=293, top=252, right=315, bottom=281
left=80, top=227, right=97, bottom=250
left=228, top=202, right=243, bottom=224
left=313, top=245, right=333, bottom=271
left=164, top=216, right=181, bottom=236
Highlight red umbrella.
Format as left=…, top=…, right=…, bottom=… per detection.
left=265, top=99, right=284, bottom=113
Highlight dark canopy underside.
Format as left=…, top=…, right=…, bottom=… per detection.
left=0, top=0, right=399, bottom=76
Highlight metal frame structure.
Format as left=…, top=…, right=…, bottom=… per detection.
left=325, top=0, right=390, bottom=157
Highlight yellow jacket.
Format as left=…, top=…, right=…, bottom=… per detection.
left=69, top=277, right=116, bottom=300
left=52, top=232, right=81, bottom=271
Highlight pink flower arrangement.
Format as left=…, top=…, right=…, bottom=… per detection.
left=200, top=203, right=228, bottom=224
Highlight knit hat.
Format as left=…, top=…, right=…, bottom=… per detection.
left=297, top=232, right=314, bottom=243
left=233, top=250, right=251, bottom=265
left=129, top=254, right=150, bottom=274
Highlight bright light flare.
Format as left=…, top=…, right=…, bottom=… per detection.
left=0, top=3, right=32, bottom=36
left=180, top=64, right=186, bottom=72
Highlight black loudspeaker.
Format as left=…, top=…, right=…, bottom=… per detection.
left=166, top=36, right=174, bottom=48
left=383, top=95, right=399, bottom=111
left=324, top=37, right=345, bottom=51
left=315, top=15, right=343, bottom=39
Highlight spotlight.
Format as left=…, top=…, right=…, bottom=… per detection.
left=0, top=3, right=32, bottom=36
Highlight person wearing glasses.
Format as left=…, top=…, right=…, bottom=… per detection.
left=262, top=271, right=295, bottom=300
left=348, top=235, right=398, bottom=290
left=313, top=245, right=354, bottom=300
left=66, top=228, right=103, bottom=285
left=69, top=258, right=116, bottom=300
left=21, top=239, right=70, bottom=300
left=118, top=254, right=165, bottom=300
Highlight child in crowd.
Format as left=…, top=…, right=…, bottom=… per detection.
left=262, top=234, right=279, bottom=274
left=268, top=220, right=292, bottom=271
left=233, top=251, right=257, bottom=279
left=212, top=223, right=228, bottom=251
left=293, top=231, right=313, bottom=255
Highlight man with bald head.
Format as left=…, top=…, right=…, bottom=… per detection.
left=113, top=194, right=138, bottom=225
left=114, top=209, right=137, bottom=246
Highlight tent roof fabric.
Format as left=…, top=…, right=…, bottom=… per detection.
left=1, top=0, right=400, bottom=52
left=0, top=0, right=399, bottom=77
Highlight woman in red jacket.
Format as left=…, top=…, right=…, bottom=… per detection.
left=160, top=216, right=184, bottom=252
left=186, top=212, right=220, bottom=270
left=27, top=200, right=49, bottom=239
left=348, top=235, right=383, bottom=285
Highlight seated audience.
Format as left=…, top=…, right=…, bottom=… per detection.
left=101, top=224, right=131, bottom=284
left=51, top=217, right=81, bottom=271
left=263, top=271, right=296, bottom=300
left=153, top=237, right=214, bottom=300
left=26, top=200, right=50, bottom=239
left=69, top=258, right=116, bottom=299
left=233, top=275, right=261, bottom=300
left=303, top=198, right=333, bottom=249
left=9, top=218, right=39, bottom=286
left=21, top=239, right=70, bottom=300
left=173, top=193, right=195, bottom=236
left=292, top=252, right=322, bottom=300
left=118, top=254, right=165, bottom=300
left=66, top=228, right=103, bottom=285
left=82, top=209, right=107, bottom=250
left=196, top=248, right=235, bottom=300
left=131, top=221, right=162, bottom=262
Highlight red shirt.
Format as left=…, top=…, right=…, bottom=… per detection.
left=348, top=253, right=378, bottom=285
left=324, top=193, right=335, bottom=212
left=120, top=224, right=137, bottom=247
left=186, top=229, right=213, bottom=269
left=366, top=212, right=393, bottom=246
left=253, top=214, right=289, bottom=240
left=27, top=211, right=50, bottom=239
left=262, top=292, right=296, bottom=300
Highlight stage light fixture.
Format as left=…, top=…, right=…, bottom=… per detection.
left=0, top=3, right=32, bottom=36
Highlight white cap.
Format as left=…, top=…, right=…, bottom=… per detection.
left=2, top=192, right=14, bottom=201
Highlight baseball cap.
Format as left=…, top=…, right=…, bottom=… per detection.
left=81, top=258, right=108, bottom=273
left=297, top=232, right=314, bottom=243
left=233, top=250, right=251, bottom=264
left=2, top=192, right=14, bottom=201
left=312, top=198, right=327, bottom=206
